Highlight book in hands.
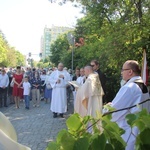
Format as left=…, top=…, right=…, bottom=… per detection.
left=68, top=81, right=81, bottom=88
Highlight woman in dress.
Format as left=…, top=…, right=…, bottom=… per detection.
left=12, top=66, right=23, bottom=108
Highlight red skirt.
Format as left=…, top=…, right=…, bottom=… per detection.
left=12, top=85, right=23, bottom=98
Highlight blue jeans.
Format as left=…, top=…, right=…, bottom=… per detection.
left=24, top=95, right=30, bottom=108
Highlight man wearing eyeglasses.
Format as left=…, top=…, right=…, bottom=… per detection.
left=109, top=60, right=149, bottom=150
left=90, top=60, right=107, bottom=103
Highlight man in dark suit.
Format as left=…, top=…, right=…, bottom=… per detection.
left=90, top=60, right=107, bottom=103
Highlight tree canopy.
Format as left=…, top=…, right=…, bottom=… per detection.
left=0, top=30, right=25, bottom=67
left=48, top=0, right=150, bottom=101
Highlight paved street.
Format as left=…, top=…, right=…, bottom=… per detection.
left=0, top=100, right=73, bottom=150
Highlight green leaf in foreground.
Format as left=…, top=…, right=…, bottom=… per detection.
left=60, top=131, right=75, bottom=150
left=46, top=142, right=60, bottom=150
left=90, top=133, right=106, bottom=150
left=126, top=113, right=137, bottom=126
left=66, top=113, right=82, bottom=132
left=135, top=128, right=150, bottom=150
left=73, top=137, right=89, bottom=150
left=104, top=144, right=114, bottom=150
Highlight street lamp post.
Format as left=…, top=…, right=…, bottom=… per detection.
left=67, top=33, right=75, bottom=71
left=71, top=36, right=75, bottom=72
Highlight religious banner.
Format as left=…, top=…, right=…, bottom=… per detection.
left=141, top=50, right=149, bottom=85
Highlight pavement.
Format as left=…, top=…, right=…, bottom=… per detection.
left=0, top=99, right=73, bottom=150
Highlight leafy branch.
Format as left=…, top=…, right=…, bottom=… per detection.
left=102, top=99, right=150, bottom=116
left=47, top=99, right=150, bottom=150
left=86, top=99, right=150, bottom=133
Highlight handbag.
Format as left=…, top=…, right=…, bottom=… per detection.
left=46, top=84, right=51, bottom=89
left=10, top=80, right=14, bottom=87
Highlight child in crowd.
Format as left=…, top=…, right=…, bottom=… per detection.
left=23, top=76, right=31, bottom=109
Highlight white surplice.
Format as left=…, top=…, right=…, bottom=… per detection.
left=72, top=76, right=85, bottom=103
left=76, top=76, right=85, bottom=86
left=111, top=76, right=150, bottom=150
left=50, top=70, right=70, bottom=113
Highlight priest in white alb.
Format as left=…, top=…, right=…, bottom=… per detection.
left=109, top=60, right=150, bottom=150
left=74, top=65, right=104, bottom=118
left=50, top=63, right=70, bottom=118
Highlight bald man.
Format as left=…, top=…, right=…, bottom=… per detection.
left=74, top=65, right=104, bottom=118
left=49, top=63, right=70, bottom=118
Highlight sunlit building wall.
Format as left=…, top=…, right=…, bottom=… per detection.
left=41, top=25, right=73, bottom=60
left=40, top=36, right=44, bottom=59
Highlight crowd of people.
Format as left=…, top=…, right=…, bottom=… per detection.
left=0, top=60, right=106, bottom=113
left=0, top=59, right=150, bottom=150
left=0, top=66, right=53, bottom=109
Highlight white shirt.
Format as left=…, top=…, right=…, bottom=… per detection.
left=111, top=76, right=147, bottom=118
left=23, top=82, right=31, bottom=95
left=40, top=74, right=46, bottom=81
left=76, top=76, right=85, bottom=85
left=44, top=75, right=52, bottom=88
left=0, top=73, right=9, bottom=88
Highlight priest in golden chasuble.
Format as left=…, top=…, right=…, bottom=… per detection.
left=74, top=65, right=104, bottom=118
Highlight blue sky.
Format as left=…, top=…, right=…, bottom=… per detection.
left=0, top=0, right=83, bottom=60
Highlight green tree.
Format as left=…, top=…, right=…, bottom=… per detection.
left=0, top=32, right=7, bottom=65
left=15, top=50, right=25, bottom=66
left=0, top=30, right=25, bottom=67
left=48, top=0, right=150, bottom=100
left=37, top=58, right=53, bottom=68
left=50, top=34, right=70, bottom=67
left=4, top=47, right=17, bottom=67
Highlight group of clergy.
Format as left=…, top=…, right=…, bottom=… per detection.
left=49, top=62, right=104, bottom=118
left=49, top=60, right=150, bottom=150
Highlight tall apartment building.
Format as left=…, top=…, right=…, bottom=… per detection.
left=40, top=36, right=44, bottom=59
left=41, top=25, right=73, bottom=60
left=41, top=27, right=51, bottom=60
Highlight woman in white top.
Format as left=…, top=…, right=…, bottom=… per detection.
left=43, top=71, right=52, bottom=103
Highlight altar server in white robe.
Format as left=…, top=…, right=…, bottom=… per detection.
left=76, top=68, right=85, bottom=86
left=109, top=60, right=150, bottom=150
left=72, top=68, right=85, bottom=104
left=50, top=63, right=70, bottom=118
